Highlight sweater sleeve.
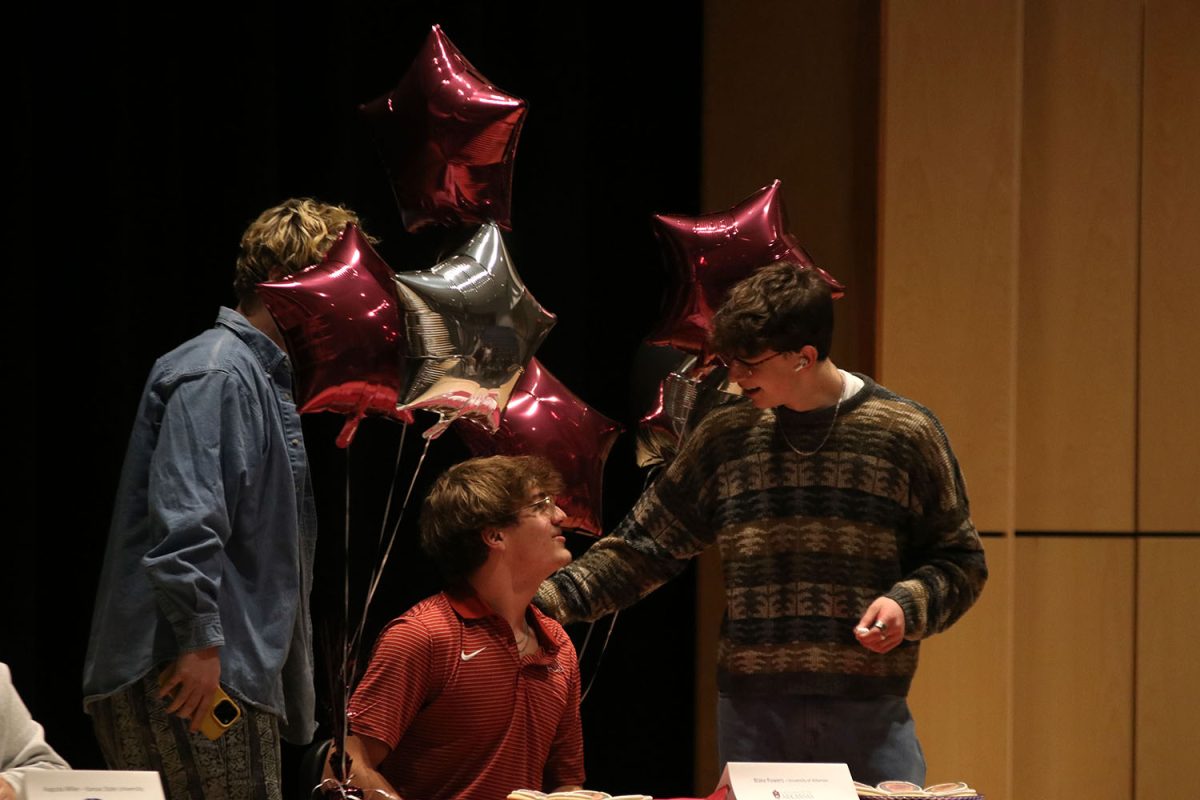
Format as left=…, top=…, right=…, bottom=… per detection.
left=885, top=412, right=988, bottom=639
left=536, top=414, right=722, bottom=624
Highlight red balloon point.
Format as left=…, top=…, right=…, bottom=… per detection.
left=455, top=359, right=622, bottom=537
left=647, top=179, right=845, bottom=354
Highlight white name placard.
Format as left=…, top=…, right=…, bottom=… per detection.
left=24, top=770, right=165, bottom=800
left=717, top=762, right=858, bottom=800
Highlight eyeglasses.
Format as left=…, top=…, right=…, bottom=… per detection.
left=520, top=494, right=557, bottom=517
left=714, top=351, right=784, bottom=376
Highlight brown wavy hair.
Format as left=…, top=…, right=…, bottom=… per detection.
left=419, top=455, right=565, bottom=585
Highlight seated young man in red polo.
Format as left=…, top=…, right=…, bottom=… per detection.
left=331, top=455, right=585, bottom=800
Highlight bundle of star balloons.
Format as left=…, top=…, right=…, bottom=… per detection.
left=258, top=24, right=845, bottom=538
left=269, top=26, right=846, bottom=794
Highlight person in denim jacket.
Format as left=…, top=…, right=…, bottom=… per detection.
left=83, top=199, right=369, bottom=800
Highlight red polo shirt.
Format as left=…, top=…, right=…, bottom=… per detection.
left=347, top=591, right=585, bottom=800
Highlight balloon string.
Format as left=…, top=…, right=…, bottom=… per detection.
left=359, top=421, right=409, bottom=653
left=345, top=427, right=407, bottom=662
left=580, top=610, right=619, bottom=703
left=577, top=462, right=661, bottom=702
left=338, top=440, right=352, bottom=783
left=374, top=423, right=410, bottom=561
left=335, top=423, right=415, bottom=791
left=314, top=778, right=359, bottom=799
left=576, top=615, right=597, bottom=659
left=348, top=433, right=434, bottom=662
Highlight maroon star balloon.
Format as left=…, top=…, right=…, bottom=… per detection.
left=258, top=225, right=412, bottom=448
left=455, top=358, right=622, bottom=536
left=360, top=25, right=528, bottom=232
left=646, top=179, right=846, bottom=354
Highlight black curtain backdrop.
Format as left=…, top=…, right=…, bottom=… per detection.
left=16, top=2, right=703, bottom=796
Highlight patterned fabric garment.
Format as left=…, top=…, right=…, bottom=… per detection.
left=537, top=374, right=987, bottom=699
left=90, top=671, right=281, bottom=800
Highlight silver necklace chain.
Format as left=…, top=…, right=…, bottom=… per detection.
left=779, top=372, right=845, bottom=457
left=514, top=622, right=537, bottom=654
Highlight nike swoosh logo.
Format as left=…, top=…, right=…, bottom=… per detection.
left=460, top=647, right=487, bottom=661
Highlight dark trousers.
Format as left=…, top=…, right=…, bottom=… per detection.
left=89, top=671, right=283, bottom=800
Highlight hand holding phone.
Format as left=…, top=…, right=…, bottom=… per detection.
left=158, top=650, right=241, bottom=740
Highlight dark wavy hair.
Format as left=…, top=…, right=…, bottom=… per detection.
left=709, top=262, right=834, bottom=360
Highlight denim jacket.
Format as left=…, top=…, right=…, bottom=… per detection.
left=83, top=308, right=318, bottom=743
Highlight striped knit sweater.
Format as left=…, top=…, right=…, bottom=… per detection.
left=536, top=375, right=987, bottom=698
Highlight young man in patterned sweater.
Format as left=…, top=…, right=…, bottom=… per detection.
left=535, top=263, right=987, bottom=786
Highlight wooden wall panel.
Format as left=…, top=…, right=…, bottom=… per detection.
left=907, top=537, right=1010, bottom=799
left=1012, top=538, right=1135, bottom=799
left=1135, top=538, right=1200, bottom=798
left=702, top=0, right=879, bottom=374
left=706, top=0, right=1199, bottom=796
left=1015, top=0, right=1142, bottom=532
left=1138, top=0, right=1200, bottom=533
left=878, top=0, right=1020, bottom=533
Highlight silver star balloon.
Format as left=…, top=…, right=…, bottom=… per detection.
left=394, top=223, right=556, bottom=438
left=634, top=345, right=746, bottom=469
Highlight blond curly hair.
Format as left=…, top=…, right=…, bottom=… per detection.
left=234, top=198, right=374, bottom=301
